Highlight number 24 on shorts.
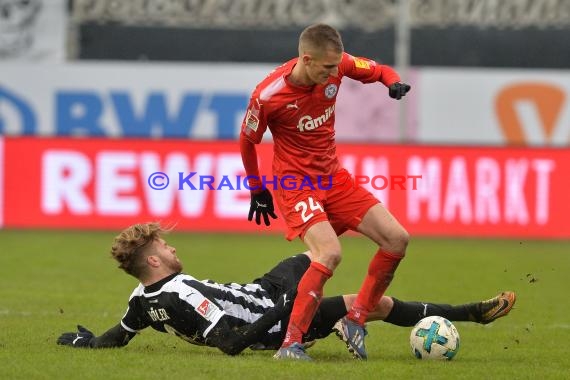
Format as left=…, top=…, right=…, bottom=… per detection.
left=295, top=197, right=324, bottom=223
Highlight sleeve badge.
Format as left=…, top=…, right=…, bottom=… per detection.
left=354, top=57, right=371, bottom=70
left=245, top=109, right=259, bottom=132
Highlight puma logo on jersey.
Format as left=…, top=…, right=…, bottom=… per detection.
left=286, top=101, right=299, bottom=110
left=297, top=105, right=335, bottom=132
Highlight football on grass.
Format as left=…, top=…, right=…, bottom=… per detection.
left=410, top=316, right=460, bottom=360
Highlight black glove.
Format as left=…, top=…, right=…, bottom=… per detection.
left=57, top=325, right=95, bottom=348
left=388, top=82, right=411, bottom=100
left=248, top=189, right=278, bottom=226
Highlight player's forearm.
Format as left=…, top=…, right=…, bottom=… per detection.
left=377, top=64, right=401, bottom=87
left=208, top=307, right=284, bottom=355
left=239, top=134, right=262, bottom=190
left=89, top=324, right=135, bottom=348
left=342, top=53, right=400, bottom=86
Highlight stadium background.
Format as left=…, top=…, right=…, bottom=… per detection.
left=2, top=0, right=570, bottom=237
left=1, top=1, right=570, bottom=379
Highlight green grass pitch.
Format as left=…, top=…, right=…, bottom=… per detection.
left=0, top=229, right=568, bottom=379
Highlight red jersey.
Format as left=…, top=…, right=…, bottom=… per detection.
left=241, top=52, right=399, bottom=179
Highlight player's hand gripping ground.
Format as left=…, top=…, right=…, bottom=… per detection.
left=388, top=82, right=411, bottom=100
left=248, top=189, right=278, bottom=226
left=57, top=325, right=95, bottom=348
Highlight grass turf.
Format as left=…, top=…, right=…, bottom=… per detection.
left=0, top=230, right=568, bottom=379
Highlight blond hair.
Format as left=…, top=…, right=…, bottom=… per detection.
left=110, top=222, right=171, bottom=278
left=299, top=23, right=344, bottom=56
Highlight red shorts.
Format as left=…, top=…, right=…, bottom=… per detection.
left=275, top=168, right=380, bottom=241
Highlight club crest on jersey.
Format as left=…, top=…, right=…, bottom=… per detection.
left=324, top=83, right=338, bottom=99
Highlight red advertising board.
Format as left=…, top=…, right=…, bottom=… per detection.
left=2, top=137, right=569, bottom=238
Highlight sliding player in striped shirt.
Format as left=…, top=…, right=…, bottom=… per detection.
left=57, top=223, right=516, bottom=356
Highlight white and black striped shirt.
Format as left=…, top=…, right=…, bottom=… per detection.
left=121, top=273, right=283, bottom=347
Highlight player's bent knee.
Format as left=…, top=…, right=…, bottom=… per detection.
left=309, top=239, right=342, bottom=269
left=330, top=251, right=342, bottom=268
left=385, top=229, right=409, bottom=256
left=319, top=249, right=341, bottom=269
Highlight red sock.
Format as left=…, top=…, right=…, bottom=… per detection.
left=282, top=261, right=332, bottom=346
left=348, top=249, right=402, bottom=325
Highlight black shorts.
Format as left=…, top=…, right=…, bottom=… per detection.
left=253, top=254, right=311, bottom=301
left=253, top=254, right=347, bottom=345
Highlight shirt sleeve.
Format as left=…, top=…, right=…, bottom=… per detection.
left=120, top=297, right=150, bottom=333
left=179, top=279, right=226, bottom=338
left=339, top=52, right=401, bottom=87
left=206, top=305, right=287, bottom=356
left=240, top=91, right=269, bottom=144
left=90, top=324, right=137, bottom=348
left=240, top=134, right=262, bottom=190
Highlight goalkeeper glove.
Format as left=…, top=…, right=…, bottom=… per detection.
left=57, top=325, right=95, bottom=348
left=248, top=189, right=278, bottom=226
left=388, top=82, right=411, bottom=100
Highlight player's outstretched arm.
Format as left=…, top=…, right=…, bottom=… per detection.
left=207, top=289, right=296, bottom=355
left=57, top=324, right=136, bottom=349
left=376, top=61, right=411, bottom=100
left=340, top=54, right=411, bottom=100
left=240, top=134, right=277, bottom=226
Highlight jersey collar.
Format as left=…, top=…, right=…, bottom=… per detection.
left=143, top=272, right=179, bottom=294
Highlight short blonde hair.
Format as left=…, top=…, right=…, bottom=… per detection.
left=110, top=222, right=171, bottom=278
left=299, top=23, right=344, bottom=56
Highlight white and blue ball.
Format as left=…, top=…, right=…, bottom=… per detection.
left=410, top=316, right=460, bottom=360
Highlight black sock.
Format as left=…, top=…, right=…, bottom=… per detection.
left=384, top=297, right=475, bottom=327
left=304, top=296, right=347, bottom=341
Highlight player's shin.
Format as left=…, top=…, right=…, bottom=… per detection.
left=348, top=249, right=402, bottom=326
left=282, top=262, right=332, bottom=346
left=383, top=298, right=470, bottom=327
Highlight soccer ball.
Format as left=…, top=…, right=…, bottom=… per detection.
left=410, top=316, right=460, bottom=360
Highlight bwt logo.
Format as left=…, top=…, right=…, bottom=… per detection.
left=0, top=86, right=36, bottom=134
left=0, top=85, right=248, bottom=138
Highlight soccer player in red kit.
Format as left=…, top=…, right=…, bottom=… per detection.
left=240, top=23, right=411, bottom=361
